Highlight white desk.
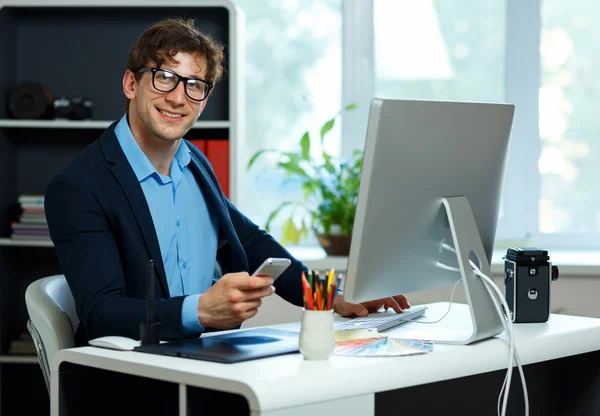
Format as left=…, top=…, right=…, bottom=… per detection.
left=50, top=303, right=600, bottom=415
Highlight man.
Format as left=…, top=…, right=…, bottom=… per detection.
left=45, top=18, right=409, bottom=345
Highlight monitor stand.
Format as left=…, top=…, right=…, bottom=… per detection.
left=433, top=196, right=504, bottom=345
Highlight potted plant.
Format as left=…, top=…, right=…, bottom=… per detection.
left=247, top=104, right=361, bottom=256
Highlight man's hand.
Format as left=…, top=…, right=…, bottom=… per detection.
left=333, top=292, right=411, bottom=317
left=197, top=272, right=275, bottom=329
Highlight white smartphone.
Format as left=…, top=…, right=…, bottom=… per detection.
left=251, top=257, right=292, bottom=281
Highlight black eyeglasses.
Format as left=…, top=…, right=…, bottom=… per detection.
left=137, top=67, right=213, bottom=102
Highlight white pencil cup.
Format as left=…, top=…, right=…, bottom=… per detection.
left=299, top=309, right=335, bottom=360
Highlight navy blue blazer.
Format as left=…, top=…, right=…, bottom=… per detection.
left=45, top=121, right=304, bottom=345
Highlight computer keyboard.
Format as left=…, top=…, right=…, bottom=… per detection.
left=335, top=305, right=428, bottom=332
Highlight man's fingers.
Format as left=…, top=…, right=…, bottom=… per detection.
left=241, top=308, right=260, bottom=321
left=393, top=294, right=411, bottom=309
left=241, top=286, right=276, bottom=301
left=223, top=273, right=274, bottom=290
left=384, top=297, right=403, bottom=314
left=337, top=300, right=368, bottom=317
left=360, top=300, right=381, bottom=312
left=233, top=299, right=262, bottom=314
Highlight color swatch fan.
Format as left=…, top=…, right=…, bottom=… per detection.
left=333, top=329, right=433, bottom=357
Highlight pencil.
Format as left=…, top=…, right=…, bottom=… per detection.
left=301, top=272, right=315, bottom=310
left=331, top=274, right=343, bottom=306
left=322, top=279, right=326, bottom=310
left=324, top=268, right=334, bottom=310
left=327, top=268, right=335, bottom=289
left=327, top=280, right=334, bottom=310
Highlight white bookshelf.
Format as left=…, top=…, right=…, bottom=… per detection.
left=0, top=355, right=38, bottom=364
left=0, top=238, right=53, bottom=248
left=0, top=119, right=230, bottom=129
left=0, top=4, right=243, bottom=409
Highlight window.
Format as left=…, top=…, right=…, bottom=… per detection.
left=371, top=0, right=511, bottom=244
left=374, top=0, right=505, bottom=104
left=539, top=0, right=600, bottom=238
left=232, top=0, right=600, bottom=253
left=233, top=0, right=342, bottom=245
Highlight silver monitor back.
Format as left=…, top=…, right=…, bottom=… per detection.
left=343, top=98, right=514, bottom=344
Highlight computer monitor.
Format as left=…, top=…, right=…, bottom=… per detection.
left=343, top=98, right=515, bottom=344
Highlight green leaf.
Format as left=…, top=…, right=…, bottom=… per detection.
left=282, top=152, right=306, bottom=167
left=323, top=153, right=336, bottom=174
left=247, top=148, right=280, bottom=170
left=264, top=201, right=295, bottom=232
left=302, top=181, right=319, bottom=200
left=300, top=219, right=308, bottom=239
left=277, top=161, right=312, bottom=179
left=300, top=131, right=310, bottom=161
left=282, top=217, right=302, bottom=245
left=319, top=117, right=335, bottom=145
left=345, top=103, right=357, bottom=111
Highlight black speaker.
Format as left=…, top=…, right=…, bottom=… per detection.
left=7, top=82, right=54, bottom=119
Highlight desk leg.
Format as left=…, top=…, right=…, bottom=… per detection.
left=179, top=384, right=187, bottom=416
left=253, top=393, right=374, bottom=416
left=51, top=367, right=60, bottom=416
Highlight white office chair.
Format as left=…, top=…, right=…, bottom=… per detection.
left=25, top=274, right=79, bottom=394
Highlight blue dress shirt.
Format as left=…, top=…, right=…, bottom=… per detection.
left=115, top=115, right=218, bottom=335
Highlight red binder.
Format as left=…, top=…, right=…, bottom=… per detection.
left=205, top=140, right=230, bottom=199
left=187, top=139, right=206, bottom=154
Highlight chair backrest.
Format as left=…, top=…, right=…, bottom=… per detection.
left=25, top=274, right=79, bottom=393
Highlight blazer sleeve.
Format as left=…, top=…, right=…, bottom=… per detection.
left=45, top=174, right=187, bottom=340
left=188, top=145, right=305, bottom=307
left=225, top=199, right=306, bottom=307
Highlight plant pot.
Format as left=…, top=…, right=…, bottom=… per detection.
left=316, top=234, right=352, bottom=256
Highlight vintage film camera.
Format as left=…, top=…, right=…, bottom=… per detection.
left=54, top=96, right=93, bottom=120
left=504, top=247, right=559, bottom=323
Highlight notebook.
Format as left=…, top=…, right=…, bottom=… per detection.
left=134, top=327, right=300, bottom=363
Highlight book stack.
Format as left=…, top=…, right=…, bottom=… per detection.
left=10, top=194, right=50, bottom=241
left=8, top=331, right=36, bottom=355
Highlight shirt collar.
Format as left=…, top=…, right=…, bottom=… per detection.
left=114, top=114, right=191, bottom=182
left=174, top=138, right=192, bottom=168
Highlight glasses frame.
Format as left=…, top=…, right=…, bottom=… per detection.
left=137, top=67, right=213, bottom=102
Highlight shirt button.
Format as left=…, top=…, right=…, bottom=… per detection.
left=182, top=261, right=188, bottom=269
left=176, top=220, right=181, bottom=227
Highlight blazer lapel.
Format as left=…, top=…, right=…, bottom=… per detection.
left=99, top=125, right=170, bottom=297
left=187, top=154, right=231, bottom=233
left=187, top=151, right=247, bottom=270
left=188, top=153, right=228, bottom=219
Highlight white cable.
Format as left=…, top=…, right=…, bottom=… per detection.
left=474, top=266, right=527, bottom=416
left=438, top=243, right=529, bottom=416
left=442, top=245, right=528, bottom=416
left=377, top=277, right=462, bottom=324
left=398, top=278, right=462, bottom=324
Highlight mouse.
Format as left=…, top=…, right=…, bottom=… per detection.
left=88, top=336, right=140, bottom=351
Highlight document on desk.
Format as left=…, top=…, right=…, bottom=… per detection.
left=333, top=329, right=434, bottom=357
left=134, top=327, right=300, bottom=364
